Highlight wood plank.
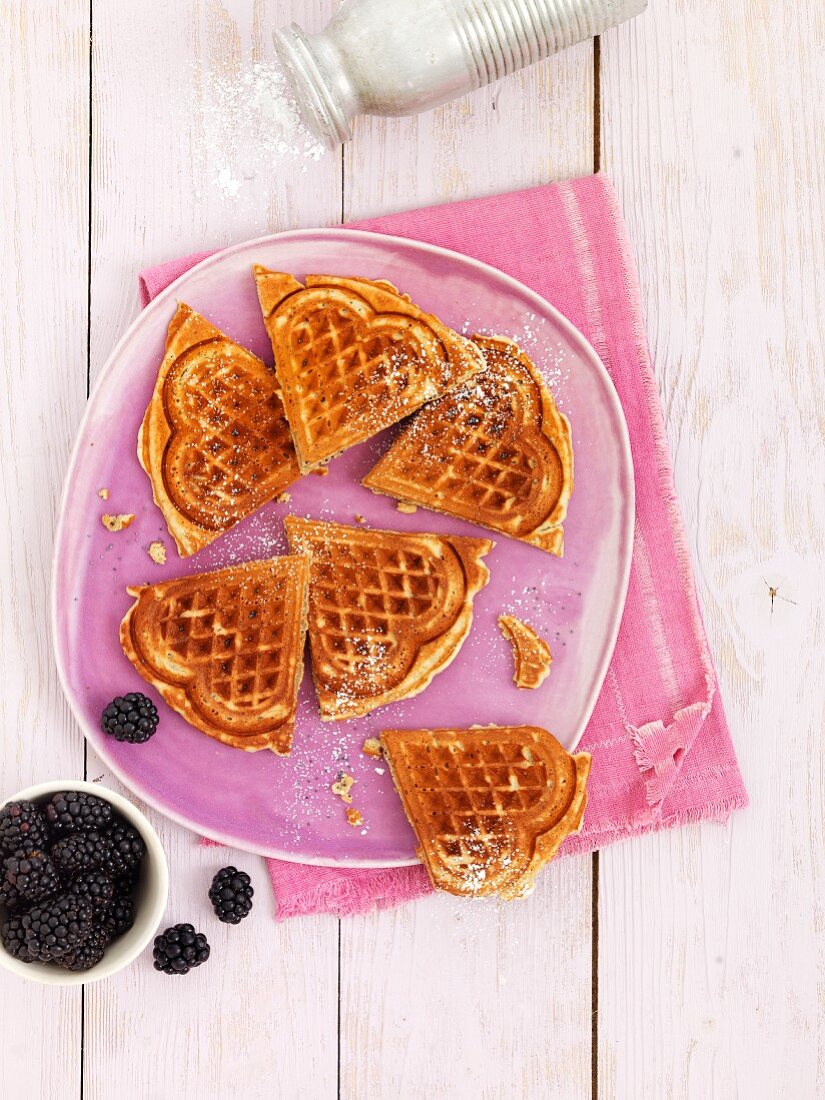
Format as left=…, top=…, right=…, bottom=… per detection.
left=82, top=788, right=340, bottom=1100
left=340, top=865, right=592, bottom=1099
left=599, top=0, right=825, bottom=1095
left=0, top=1, right=88, bottom=1092
left=340, top=45, right=595, bottom=1099
left=84, top=3, right=341, bottom=1097
left=345, top=42, right=594, bottom=220
left=89, top=0, right=341, bottom=378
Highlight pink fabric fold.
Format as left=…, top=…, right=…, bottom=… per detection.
left=144, top=173, right=747, bottom=920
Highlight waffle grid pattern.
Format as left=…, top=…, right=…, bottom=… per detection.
left=126, top=561, right=310, bottom=739
left=423, top=367, right=540, bottom=518
left=157, top=581, right=289, bottom=713
left=308, top=539, right=458, bottom=688
left=394, top=737, right=549, bottom=881
left=367, top=344, right=564, bottom=537
left=288, top=301, right=443, bottom=446
left=165, top=341, right=296, bottom=526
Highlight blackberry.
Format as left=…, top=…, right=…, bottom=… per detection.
left=22, top=894, right=94, bottom=962
left=1, top=913, right=33, bottom=963
left=114, top=864, right=140, bottom=897
left=44, top=791, right=114, bottom=838
left=208, top=866, right=254, bottom=925
left=105, top=822, right=145, bottom=877
left=69, top=870, right=115, bottom=912
left=101, top=894, right=134, bottom=941
left=1, top=848, right=61, bottom=909
left=152, top=924, right=210, bottom=975
left=52, top=830, right=114, bottom=877
left=101, top=693, right=159, bottom=744
left=0, top=801, right=50, bottom=855
left=58, top=927, right=107, bottom=973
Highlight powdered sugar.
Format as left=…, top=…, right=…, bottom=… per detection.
left=195, top=59, right=326, bottom=206
left=214, top=166, right=241, bottom=200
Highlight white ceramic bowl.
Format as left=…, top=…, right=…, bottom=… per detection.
left=0, top=780, right=169, bottom=985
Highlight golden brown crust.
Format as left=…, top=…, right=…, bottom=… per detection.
left=254, top=268, right=485, bottom=472
left=497, top=614, right=553, bottom=689
left=284, top=516, right=492, bottom=720
left=139, top=303, right=300, bottom=557
left=119, top=555, right=310, bottom=754
left=364, top=334, right=573, bottom=556
left=381, top=725, right=590, bottom=899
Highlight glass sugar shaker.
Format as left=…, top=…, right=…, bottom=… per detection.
left=274, top=0, right=647, bottom=148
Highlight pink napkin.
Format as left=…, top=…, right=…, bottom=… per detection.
left=141, top=173, right=747, bottom=920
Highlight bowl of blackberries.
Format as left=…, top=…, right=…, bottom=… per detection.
left=0, top=780, right=168, bottom=984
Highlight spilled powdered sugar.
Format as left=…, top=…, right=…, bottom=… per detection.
left=194, top=59, right=326, bottom=207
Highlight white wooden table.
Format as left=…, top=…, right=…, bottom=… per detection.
left=2, top=2, right=823, bottom=1096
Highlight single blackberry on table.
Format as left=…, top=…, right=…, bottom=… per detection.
left=105, top=822, right=145, bottom=877
left=22, top=894, right=94, bottom=962
left=0, top=801, right=50, bottom=855
left=100, top=894, right=134, bottom=941
left=44, top=791, right=114, bottom=838
left=1, top=848, right=61, bottom=909
left=101, top=693, right=159, bottom=744
left=69, top=870, right=115, bottom=913
left=208, top=866, right=254, bottom=925
left=58, top=926, right=108, bottom=973
left=1, top=913, right=33, bottom=963
left=152, top=924, right=210, bottom=975
left=51, top=830, right=114, bottom=877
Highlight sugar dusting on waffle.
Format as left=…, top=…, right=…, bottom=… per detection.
left=384, top=313, right=572, bottom=466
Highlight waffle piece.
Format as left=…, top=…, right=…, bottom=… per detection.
left=364, top=334, right=573, bottom=555
left=498, top=615, right=553, bottom=689
left=381, top=726, right=590, bottom=898
left=120, top=556, right=310, bottom=754
left=284, top=516, right=492, bottom=720
left=139, top=303, right=300, bottom=557
left=254, top=268, right=485, bottom=472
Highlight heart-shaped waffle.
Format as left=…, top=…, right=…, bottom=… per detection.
left=284, top=516, right=492, bottom=720
left=139, top=303, right=300, bottom=557
left=381, top=725, right=590, bottom=898
left=364, top=334, right=573, bottom=555
left=120, top=556, right=310, bottom=754
left=254, top=269, right=485, bottom=472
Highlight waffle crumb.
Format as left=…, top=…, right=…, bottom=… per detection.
left=362, top=738, right=382, bottom=758
left=277, top=491, right=292, bottom=503
left=396, top=501, right=418, bottom=514
left=331, top=773, right=356, bottom=804
left=311, top=467, right=329, bottom=477
left=346, top=808, right=363, bottom=828
left=98, top=487, right=109, bottom=500
left=498, top=614, right=553, bottom=689
left=102, top=513, right=135, bottom=532
left=354, top=514, right=365, bottom=524
left=147, top=540, right=167, bottom=565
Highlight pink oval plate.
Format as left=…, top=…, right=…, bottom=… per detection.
left=52, top=229, right=634, bottom=866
